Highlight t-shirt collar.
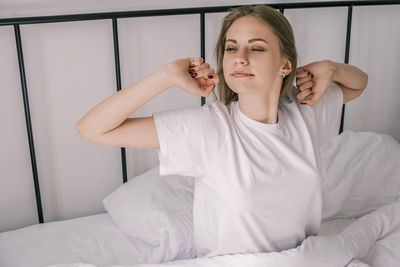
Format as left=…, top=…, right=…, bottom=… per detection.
left=232, top=101, right=284, bottom=133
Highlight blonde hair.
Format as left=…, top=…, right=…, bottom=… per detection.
left=212, top=5, right=297, bottom=105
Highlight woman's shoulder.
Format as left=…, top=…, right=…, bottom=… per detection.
left=164, top=100, right=230, bottom=123
left=198, top=100, right=235, bottom=126
left=201, top=100, right=231, bottom=114
left=203, top=100, right=228, bottom=108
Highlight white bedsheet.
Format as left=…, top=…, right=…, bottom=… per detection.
left=47, top=200, right=400, bottom=267
left=0, top=213, right=363, bottom=267
left=0, top=214, right=151, bottom=267
left=0, top=212, right=362, bottom=267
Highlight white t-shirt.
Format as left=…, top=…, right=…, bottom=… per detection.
left=153, top=82, right=343, bottom=258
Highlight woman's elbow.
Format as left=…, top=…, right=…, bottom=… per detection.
left=75, top=121, right=96, bottom=142
left=362, top=72, right=369, bottom=90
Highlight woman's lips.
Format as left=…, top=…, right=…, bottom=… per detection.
left=230, top=73, right=254, bottom=78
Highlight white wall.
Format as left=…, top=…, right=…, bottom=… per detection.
left=1, top=0, right=399, bottom=232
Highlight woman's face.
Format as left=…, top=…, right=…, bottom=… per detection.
left=223, top=15, right=286, bottom=97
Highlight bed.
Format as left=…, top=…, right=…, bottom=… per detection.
left=1, top=130, right=400, bottom=267
left=1, top=1, right=400, bottom=267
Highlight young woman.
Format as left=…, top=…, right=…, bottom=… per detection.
left=76, top=5, right=368, bottom=258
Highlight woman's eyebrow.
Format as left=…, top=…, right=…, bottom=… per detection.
left=249, top=38, right=269, bottom=44
left=226, top=38, right=269, bottom=44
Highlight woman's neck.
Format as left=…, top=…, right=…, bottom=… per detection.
left=237, top=90, right=280, bottom=124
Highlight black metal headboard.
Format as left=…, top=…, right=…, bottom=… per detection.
left=0, top=0, right=398, bottom=225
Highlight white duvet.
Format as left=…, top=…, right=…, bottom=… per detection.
left=49, top=200, right=400, bottom=267
left=13, top=131, right=400, bottom=267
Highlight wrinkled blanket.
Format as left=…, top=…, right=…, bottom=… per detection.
left=47, top=199, right=400, bottom=267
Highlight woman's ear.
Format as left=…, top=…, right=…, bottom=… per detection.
left=281, top=58, right=292, bottom=76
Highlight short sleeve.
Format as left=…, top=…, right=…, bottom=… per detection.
left=152, top=103, right=225, bottom=178
left=311, top=82, right=344, bottom=145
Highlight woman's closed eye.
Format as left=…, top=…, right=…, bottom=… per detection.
left=225, top=47, right=265, bottom=52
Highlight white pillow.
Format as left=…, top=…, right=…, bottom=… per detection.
left=103, top=166, right=195, bottom=262
left=321, top=130, right=400, bottom=220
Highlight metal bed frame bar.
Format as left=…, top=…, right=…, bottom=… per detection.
left=0, top=0, right=398, bottom=224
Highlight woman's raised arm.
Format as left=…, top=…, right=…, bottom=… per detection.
left=296, top=60, right=368, bottom=105
left=75, top=57, right=218, bottom=149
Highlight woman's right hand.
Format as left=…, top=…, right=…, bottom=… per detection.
left=166, top=57, right=219, bottom=97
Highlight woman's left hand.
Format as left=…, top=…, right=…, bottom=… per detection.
left=295, top=60, right=335, bottom=106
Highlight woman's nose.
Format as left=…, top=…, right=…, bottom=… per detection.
left=235, top=50, right=249, bottom=65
